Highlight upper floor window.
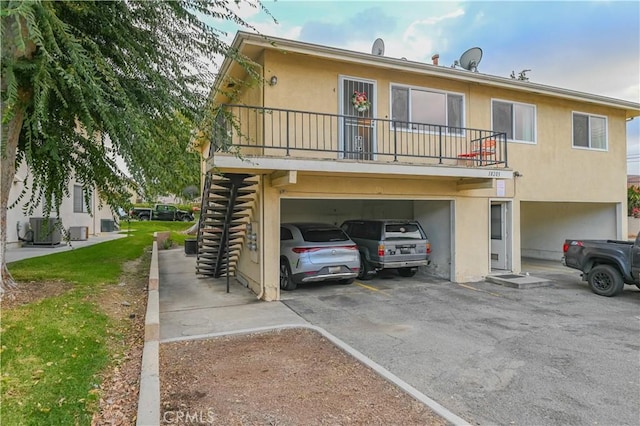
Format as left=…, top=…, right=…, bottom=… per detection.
left=572, top=112, right=607, bottom=150
left=492, top=99, right=536, bottom=143
left=73, top=185, right=90, bottom=213
left=391, top=85, right=464, bottom=132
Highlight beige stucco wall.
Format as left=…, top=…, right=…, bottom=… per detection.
left=260, top=49, right=627, bottom=207
left=521, top=201, right=618, bottom=260
left=234, top=177, right=263, bottom=297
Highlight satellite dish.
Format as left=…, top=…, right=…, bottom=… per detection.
left=459, top=47, right=482, bottom=72
left=371, top=38, right=385, bottom=56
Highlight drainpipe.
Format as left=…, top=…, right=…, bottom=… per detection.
left=256, top=176, right=265, bottom=300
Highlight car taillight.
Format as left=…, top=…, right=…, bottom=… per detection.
left=563, top=241, right=583, bottom=253
left=378, top=244, right=385, bottom=257
left=426, top=242, right=431, bottom=254
left=292, top=247, right=321, bottom=253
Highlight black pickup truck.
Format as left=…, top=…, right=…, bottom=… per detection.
left=562, top=231, right=640, bottom=296
left=129, top=204, right=194, bottom=222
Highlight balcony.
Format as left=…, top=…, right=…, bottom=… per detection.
left=208, top=104, right=511, bottom=180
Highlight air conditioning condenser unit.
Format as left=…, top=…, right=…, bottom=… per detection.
left=29, top=217, right=62, bottom=245
left=69, top=226, right=88, bottom=241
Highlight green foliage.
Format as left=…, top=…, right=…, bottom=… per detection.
left=1, top=221, right=192, bottom=423
left=629, top=185, right=640, bottom=217
left=1, top=0, right=266, bottom=217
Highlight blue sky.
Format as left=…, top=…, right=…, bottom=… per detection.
left=212, top=1, right=640, bottom=173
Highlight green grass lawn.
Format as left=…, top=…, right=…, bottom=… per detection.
left=1, top=221, right=192, bottom=425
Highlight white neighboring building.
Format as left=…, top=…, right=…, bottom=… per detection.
left=7, top=161, right=116, bottom=248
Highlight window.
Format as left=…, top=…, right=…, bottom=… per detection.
left=73, top=185, right=90, bottom=213
left=280, top=227, right=293, bottom=241
left=492, top=100, right=536, bottom=143
left=572, top=112, right=607, bottom=150
left=391, top=85, right=463, bottom=132
left=384, top=224, right=424, bottom=240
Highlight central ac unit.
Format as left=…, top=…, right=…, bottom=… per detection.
left=29, top=217, right=62, bottom=245
left=69, top=226, right=88, bottom=241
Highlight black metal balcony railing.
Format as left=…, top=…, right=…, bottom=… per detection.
left=211, top=104, right=508, bottom=168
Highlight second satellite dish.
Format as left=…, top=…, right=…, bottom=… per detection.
left=371, top=38, right=385, bottom=56
left=458, top=47, right=482, bottom=72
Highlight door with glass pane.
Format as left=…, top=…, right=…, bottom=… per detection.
left=341, top=78, right=375, bottom=160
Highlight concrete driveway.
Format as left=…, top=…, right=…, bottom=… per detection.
left=280, top=264, right=640, bottom=425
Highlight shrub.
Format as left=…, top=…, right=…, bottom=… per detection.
left=629, top=186, right=640, bottom=217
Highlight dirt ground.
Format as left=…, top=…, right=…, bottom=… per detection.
left=160, top=329, right=448, bottom=425
left=91, top=258, right=148, bottom=425
left=1, top=279, right=72, bottom=310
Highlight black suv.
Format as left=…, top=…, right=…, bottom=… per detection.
left=341, top=219, right=431, bottom=280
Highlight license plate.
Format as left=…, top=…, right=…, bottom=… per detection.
left=329, top=266, right=341, bottom=273
left=400, top=249, right=411, bottom=254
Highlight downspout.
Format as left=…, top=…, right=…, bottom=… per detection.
left=256, top=176, right=265, bottom=300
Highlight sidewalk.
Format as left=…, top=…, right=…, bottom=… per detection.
left=158, top=248, right=307, bottom=340
left=5, top=232, right=128, bottom=263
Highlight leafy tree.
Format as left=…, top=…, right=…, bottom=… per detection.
left=1, top=0, right=269, bottom=292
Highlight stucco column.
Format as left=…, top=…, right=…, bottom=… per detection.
left=261, top=179, right=281, bottom=301
left=453, top=197, right=490, bottom=282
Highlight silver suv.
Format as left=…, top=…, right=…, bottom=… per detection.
left=280, top=223, right=360, bottom=291
left=341, top=219, right=431, bottom=280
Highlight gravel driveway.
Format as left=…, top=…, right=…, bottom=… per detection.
left=280, top=265, right=640, bottom=425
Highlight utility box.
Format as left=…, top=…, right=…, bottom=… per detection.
left=100, top=219, right=116, bottom=232
left=29, top=217, right=62, bottom=245
left=184, top=239, right=198, bottom=256
left=69, top=226, right=88, bottom=241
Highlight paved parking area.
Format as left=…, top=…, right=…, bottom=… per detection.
left=280, top=265, right=640, bottom=425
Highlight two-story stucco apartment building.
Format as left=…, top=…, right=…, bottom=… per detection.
left=194, top=31, right=640, bottom=301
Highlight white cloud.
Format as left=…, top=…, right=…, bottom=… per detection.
left=230, top=0, right=263, bottom=20
left=394, top=8, right=464, bottom=62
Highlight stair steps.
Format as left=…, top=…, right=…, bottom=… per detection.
left=195, top=173, right=258, bottom=278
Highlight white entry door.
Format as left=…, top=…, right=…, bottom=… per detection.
left=490, top=202, right=509, bottom=270
left=340, top=77, right=375, bottom=160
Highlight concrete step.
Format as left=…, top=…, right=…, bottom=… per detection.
left=485, top=273, right=552, bottom=289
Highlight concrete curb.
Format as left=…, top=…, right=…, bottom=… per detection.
left=136, top=238, right=160, bottom=426
left=162, top=325, right=471, bottom=426
left=148, top=241, right=159, bottom=291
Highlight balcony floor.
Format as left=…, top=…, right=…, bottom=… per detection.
left=208, top=154, right=514, bottom=181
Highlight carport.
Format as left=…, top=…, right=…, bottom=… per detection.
left=520, top=201, right=622, bottom=261
left=280, top=198, right=454, bottom=281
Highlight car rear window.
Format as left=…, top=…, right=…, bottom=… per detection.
left=300, top=227, right=349, bottom=242
left=384, top=223, right=424, bottom=239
